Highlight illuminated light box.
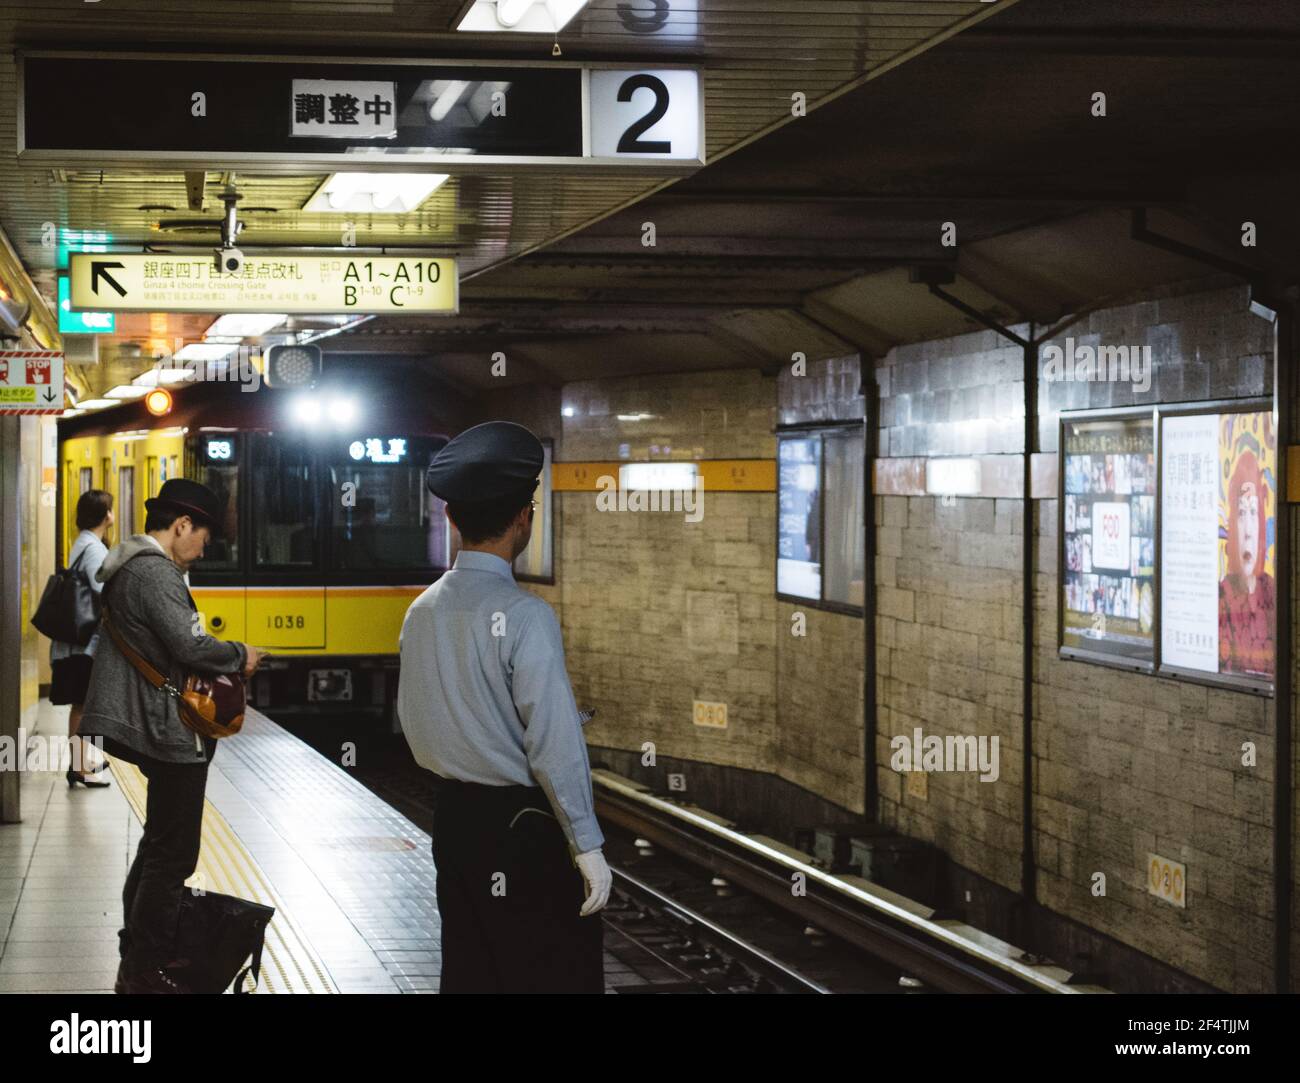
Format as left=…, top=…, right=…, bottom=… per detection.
left=619, top=462, right=698, bottom=491
left=925, top=457, right=982, bottom=496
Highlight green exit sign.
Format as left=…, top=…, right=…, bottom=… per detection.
left=58, top=275, right=114, bottom=334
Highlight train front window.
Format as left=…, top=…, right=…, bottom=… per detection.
left=251, top=434, right=319, bottom=568
left=184, top=434, right=240, bottom=569
left=329, top=436, right=450, bottom=572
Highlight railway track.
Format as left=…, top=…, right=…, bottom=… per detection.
left=276, top=717, right=1101, bottom=994
left=593, top=772, right=1107, bottom=995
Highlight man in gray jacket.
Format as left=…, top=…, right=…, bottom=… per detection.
left=80, top=478, right=261, bottom=994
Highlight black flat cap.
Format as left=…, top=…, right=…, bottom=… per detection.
left=426, top=421, right=544, bottom=503
left=145, top=478, right=226, bottom=537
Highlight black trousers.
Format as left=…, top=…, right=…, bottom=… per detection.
left=431, top=777, right=603, bottom=994
left=119, top=756, right=209, bottom=969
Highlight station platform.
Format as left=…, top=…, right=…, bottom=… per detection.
left=0, top=703, right=622, bottom=994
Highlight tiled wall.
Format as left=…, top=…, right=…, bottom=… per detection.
left=873, top=281, right=1279, bottom=992
left=480, top=279, right=1290, bottom=992
left=484, top=371, right=781, bottom=775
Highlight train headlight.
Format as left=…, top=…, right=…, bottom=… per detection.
left=326, top=396, right=357, bottom=425
left=289, top=393, right=321, bottom=425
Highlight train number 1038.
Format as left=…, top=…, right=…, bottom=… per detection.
left=268, top=614, right=307, bottom=629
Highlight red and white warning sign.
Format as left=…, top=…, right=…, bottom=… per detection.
left=0, top=350, right=64, bottom=414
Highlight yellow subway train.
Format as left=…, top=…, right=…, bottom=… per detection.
left=58, top=377, right=553, bottom=724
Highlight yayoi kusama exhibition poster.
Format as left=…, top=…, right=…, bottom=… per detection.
left=1060, top=414, right=1156, bottom=666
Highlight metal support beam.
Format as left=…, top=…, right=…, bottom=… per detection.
left=862, top=369, right=878, bottom=824
left=1272, top=297, right=1295, bottom=994
left=1131, top=208, right=1266, bottom=283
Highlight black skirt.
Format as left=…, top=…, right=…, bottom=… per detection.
left=49, top=654, right=95, bottom=706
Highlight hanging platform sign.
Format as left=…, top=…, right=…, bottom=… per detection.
left=18, top=52, right=704, bottom=170
left=68, top=253, right=458, bottom=315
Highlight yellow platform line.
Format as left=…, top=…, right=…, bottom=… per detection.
left=111, top=758, right=338, bottom=994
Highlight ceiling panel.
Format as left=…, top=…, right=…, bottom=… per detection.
left=0, top=0, right=1010, bottom=283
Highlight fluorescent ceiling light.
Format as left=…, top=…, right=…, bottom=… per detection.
left=205, top=313, right=286, bottom=338
left=430, top=80, right=471, bottom=122
left=78, top=399, right=117, bottom=410
left=60, top=408, right=84, bottom=418
left=133, top=368, right=195, bottom=387
left=457, top=0, right=589, bottom=33
left=174, top=343, right=239, bottom=363
left=105, top=384, right=149, bottom=399
left=304, top=173, right=449, bottom=214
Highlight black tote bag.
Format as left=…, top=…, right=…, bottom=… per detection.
left=175, top=889, right=276, bottom=994
left=31, top=548, right=100, bottom=646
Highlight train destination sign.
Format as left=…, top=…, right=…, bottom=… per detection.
left=19, top=53, right=703, bottom=168
left=68, top=254, right=458, bottom=315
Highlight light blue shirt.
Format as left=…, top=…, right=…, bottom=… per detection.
left=397, top=550, right=603, bottom=855
left=50, top=530, right=107, bottom=662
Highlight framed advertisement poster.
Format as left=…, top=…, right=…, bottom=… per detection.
left=1059, top=409, right=1157, bottom=668
left=1158, top=401, right=1276, bottom=692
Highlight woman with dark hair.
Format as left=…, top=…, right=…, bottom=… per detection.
left=1219, top=451, right=1275, bottom=679
left=50, top=488, right=114, bottom=787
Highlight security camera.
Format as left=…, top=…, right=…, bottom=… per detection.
left=214, top=246, right=244, bottom=275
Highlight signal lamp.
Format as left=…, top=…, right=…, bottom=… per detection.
left=144, top=387, right=173, bottom=416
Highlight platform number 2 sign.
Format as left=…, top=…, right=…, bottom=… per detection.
left=588, top=69, right=701, bottom=162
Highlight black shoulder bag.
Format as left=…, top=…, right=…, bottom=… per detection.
left=31, top=547, right=101, bottom=646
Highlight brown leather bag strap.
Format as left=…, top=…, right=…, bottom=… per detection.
left=101, top=607, right=177, bottom=696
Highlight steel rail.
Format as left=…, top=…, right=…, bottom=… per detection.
left=609, top=866, right=831, bottom=994
left=593, top=774, right=1089, bottom=994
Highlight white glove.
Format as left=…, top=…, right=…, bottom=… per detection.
left=574, top=849, right=612, bottom=917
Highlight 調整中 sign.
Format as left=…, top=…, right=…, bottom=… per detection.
left=20, top=53, right=704, bottom=168
left=290, top=80, right=397, bottom=139
left=0, top=351, right=64, bottom=414
left=68, top=253, right=458, bottom=315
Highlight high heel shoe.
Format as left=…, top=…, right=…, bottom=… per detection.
left=66, top=768, right=111, bottom=788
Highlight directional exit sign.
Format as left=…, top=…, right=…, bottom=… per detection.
left=68, top=253, right=458, bottom=315
left=0, top=351, right=64, bottom=414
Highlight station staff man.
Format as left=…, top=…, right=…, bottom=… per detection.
left=398, top=421, right=611, bottom=993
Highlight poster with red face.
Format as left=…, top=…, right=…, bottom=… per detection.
left=1160, top=408, right=1276, bottom=686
